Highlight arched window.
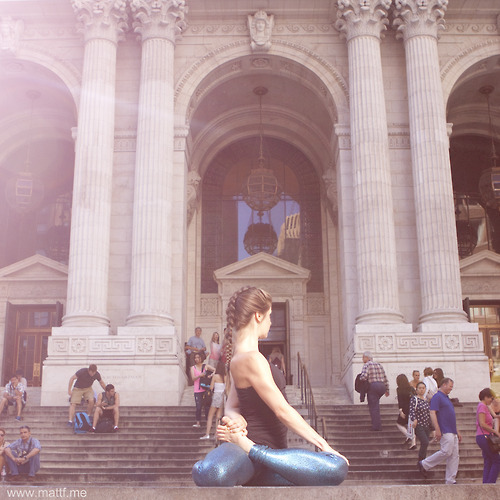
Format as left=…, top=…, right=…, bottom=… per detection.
left=201, top=137, right=323, bottom=293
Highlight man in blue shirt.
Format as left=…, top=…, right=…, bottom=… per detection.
left=185, top=327, right=207, bottom=367
left=418, top=377, right=462, bottom=484
left=4, top=426, right=41, bottom=481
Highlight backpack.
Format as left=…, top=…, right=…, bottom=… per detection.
left=95, top=418, right=114, bottom=433
left=199, top=364, right=212, bottom=389
left=74, top=411, right=92, bottom=434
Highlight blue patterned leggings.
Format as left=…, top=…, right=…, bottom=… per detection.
left=192, top=442, right=348, bottom=487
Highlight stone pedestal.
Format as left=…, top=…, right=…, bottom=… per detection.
left=41, top=326, right=184, bottom=406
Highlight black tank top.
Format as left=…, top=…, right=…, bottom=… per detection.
left=236, top=362, right=288, bottom=449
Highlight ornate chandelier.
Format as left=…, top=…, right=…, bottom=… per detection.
left=478, top=85, right=500, bottom=210
left=242, top=86, right=281, bottom=212
left=243, top=221, right=278, bottom=255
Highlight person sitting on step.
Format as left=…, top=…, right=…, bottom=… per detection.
left=4, top=425, right=41, bottom=482
left=0, top=375, right=26, bottom=421
left=67, top=364, right=106, bottom=427
left=90, top=384, right=120, bottom=432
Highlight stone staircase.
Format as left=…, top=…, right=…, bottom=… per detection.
left=0, top=388, right=484, bottom=487
left=322, top=402, right=483, bottom=485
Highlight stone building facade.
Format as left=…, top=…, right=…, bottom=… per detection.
left=0, top=0, right=498, bottom=405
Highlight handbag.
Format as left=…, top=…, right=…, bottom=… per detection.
left=202, top=388, right=213, bottom=407
left=406, top=397, right=417, bottom=440
left=199, top=364, right=212, bottom=389
left=485, top=434, right=500, bottom=453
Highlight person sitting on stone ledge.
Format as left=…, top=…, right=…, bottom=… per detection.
left=0, top=375, right=26, bottom=421
left=4, top=425, right=41, bottom=482
left=90, top=384, right=120, bottom=432
left=67, top=364, right=106, bottom=427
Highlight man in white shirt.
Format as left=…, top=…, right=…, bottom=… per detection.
left=0, top=375, right=25, bottom=421
left=422, top=366, right=438, bottom=402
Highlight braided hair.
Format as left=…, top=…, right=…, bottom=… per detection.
left=226, top=286, right=272, bottom=333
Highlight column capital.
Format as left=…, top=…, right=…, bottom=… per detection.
left=71, top=0, right=128, bottom=43
left=131, top=0, right=187, bottom=44
left=335, top=0, right=391, bottom=41
left=0, top=16, right=24, bottom=56
left=394, top=0, right=448, bottom=41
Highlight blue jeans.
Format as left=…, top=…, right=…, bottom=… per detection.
left=192, top=442, right=348, bottom=487
left=5, top=454, right=40, bottom=477
left=415, top=425, right=430, bottom=461
left=476, top=434, right=500, bottom=483
left=367, top=381, right=386, bottom=431
left=194, top=392, right=208, bottom=422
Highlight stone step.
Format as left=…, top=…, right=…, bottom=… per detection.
left=0, top=398, right=484, bottom=487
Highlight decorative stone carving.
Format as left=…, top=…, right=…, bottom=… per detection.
left=131, top=0, right=187, bottom=43
left=248, top=10, right=274, bottom=52
left=356, top=331, right=484, bottom=355
left=307, top=295, right=325, bottom=316
left=49, top=336, right=176, bottom=356
left=71, top=338, right=87, bottom=353
left=0, top=16, right=24, bottom=56
left=322, top=167, right=338, bottom=221
left=394, top=0, right=448, bottom=40
left=137, top=337, right=154, bottom=352
left=335, top=0, right=391, bottom=41
left=187, top=170, right=201, bottom=226
left=200, top=296, right=219, bottom=316
left=71, top=0, right=128, bottom=42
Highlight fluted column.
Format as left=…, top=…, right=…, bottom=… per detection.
left=63, top=0, right=127, bottom=328
left=126, top=0, right=187, bottom=327
left=336, top=0, right=404, bottom=324
left=395, top=0, right=467, bottom=324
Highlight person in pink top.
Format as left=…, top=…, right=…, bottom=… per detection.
left=475, top=387, right=500, bottom=483
left=191, top=353, right=212, bottom=428
left=207, top=332, right=222, bottom=368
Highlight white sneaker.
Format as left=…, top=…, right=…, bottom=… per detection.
left=192, top=423, right=200, bottom=428
left=199, top=434, right=210, bottom=440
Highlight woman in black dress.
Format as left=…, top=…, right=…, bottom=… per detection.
left=192, top=286, right=348, bottom=486
left=396, top=373, right=416, bottom=449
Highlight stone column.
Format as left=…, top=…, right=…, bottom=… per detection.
left=125, top=0, right=187, bottom=327
left=394, top=0, right=467, bottom=324
left=336, top=1, right=404, bottom=324
left=63, top=0, right=128, bottom=329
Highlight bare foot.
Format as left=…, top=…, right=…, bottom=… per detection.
left=216, top=422, right=254, bottom=454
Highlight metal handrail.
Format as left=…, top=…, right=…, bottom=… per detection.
left=296, top=352, right=328, bottom=442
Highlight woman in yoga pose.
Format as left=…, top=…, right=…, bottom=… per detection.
left=192, top=286, right=348, bottom=486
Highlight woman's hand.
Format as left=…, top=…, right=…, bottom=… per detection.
left=220, top=415, right=247, bottom=434
left=412, top=419, right=417, bottom=429
left=320, top=443, right=349, bottom=465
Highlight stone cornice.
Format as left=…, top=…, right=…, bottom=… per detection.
left=335, top=0, right=391, bottom=42
left=0, top=16, right=24, bottom=56
left=71, top=0, right=128, bottom=44
left=394, top=0, right=448, bottom=41
left=130, top=0, right=187, bottom=44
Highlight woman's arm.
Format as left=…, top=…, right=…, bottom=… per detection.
left=220, top=374, right=247, bottom=434
left=235, top=353, right=335, bottom=453
left=478, top=411, right=500, bottom=436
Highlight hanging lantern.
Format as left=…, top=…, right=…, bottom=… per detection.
left=243, top=222, right=278, bottom=255
left=478, top=86, right=500, bottom=210
left=5, top=171, right=44, bottom=214
left=4, top=90, right=45, bottom=213
left=478, top=167, right=500, bottom=210
left=242, top=86, right=281, bottom=212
